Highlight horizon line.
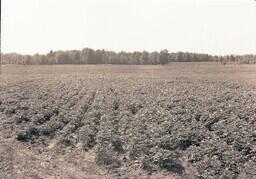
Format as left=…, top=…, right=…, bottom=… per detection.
left=1, top=48, right=256, bottom=57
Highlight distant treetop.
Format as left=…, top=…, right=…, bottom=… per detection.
left=1, top=48, right=256, bottom=65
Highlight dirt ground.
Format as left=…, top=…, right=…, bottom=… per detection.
left=0, top=63, right=256, bottom=179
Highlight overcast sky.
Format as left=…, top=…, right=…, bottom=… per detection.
left=1, top=0, right=256, bottom=55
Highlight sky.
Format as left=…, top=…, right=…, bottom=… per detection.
left=1, top=0, right=256, bottom=55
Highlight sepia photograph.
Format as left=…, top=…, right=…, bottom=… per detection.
left=0, top=0, right=256, bottom=178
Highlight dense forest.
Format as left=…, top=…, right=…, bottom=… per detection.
left=1, top=48, right=256, bottom=65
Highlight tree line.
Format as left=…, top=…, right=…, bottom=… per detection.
left=1, top=48, right=256, bottom=65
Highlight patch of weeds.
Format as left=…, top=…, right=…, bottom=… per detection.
left=158, top=158, right=185, bottom=174
left=112, top=138, right=124, bottom=153
left=95, top=144, right=121, bottom=169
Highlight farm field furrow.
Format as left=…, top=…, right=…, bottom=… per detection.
left=0, top=63, right=256, bottom=179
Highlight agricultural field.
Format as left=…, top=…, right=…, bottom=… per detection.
left=0, top=63, right=256, bottom=179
